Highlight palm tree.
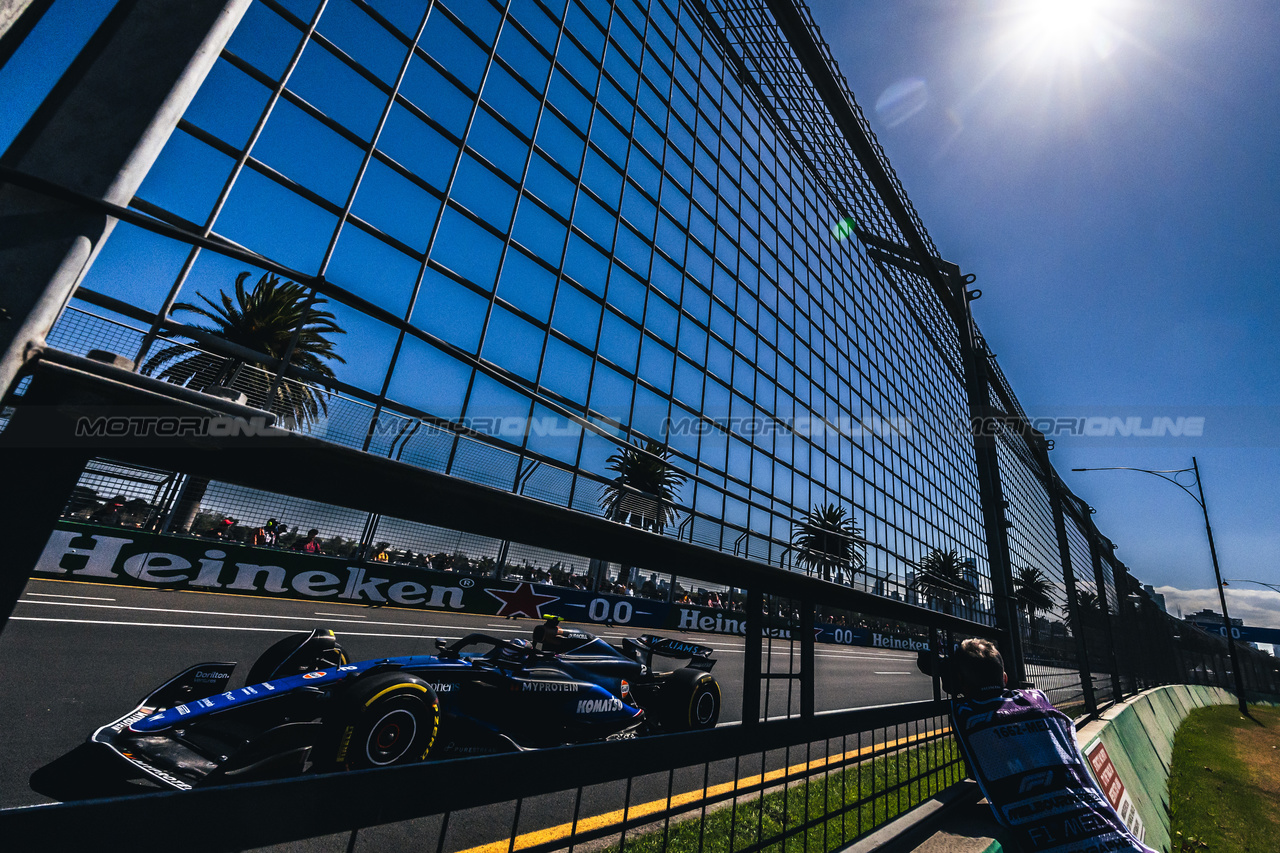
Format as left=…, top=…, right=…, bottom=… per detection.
left=142, top=271, right=345, bottom=425
left=144, top=271, right=346, bottom=531
left=1065, top=589, right=1102, bottom=635
left=599, top=440, right=686, bottom=534
left=1013, top=566, right=1055, bottom=644
left=791, top=503, right=865, bottom=584
left=911, top=549, right=978, bottom=617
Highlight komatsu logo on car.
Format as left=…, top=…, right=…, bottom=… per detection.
left=522, top=682, right=578, bottom=692
left=577, top=697, right=624, bottom=713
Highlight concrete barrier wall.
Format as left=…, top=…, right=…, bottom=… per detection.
left=1075, top=685, right=1237, bottom=853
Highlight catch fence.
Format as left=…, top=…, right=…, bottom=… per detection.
left=2, top=0, right=1279, bottom=851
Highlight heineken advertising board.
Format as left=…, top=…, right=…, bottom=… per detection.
left=33, top=522, right=928, bottom=651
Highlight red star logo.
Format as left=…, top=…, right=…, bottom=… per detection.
left=486, top=582, right=560, bottom=618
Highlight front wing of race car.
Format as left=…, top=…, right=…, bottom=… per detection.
left=91, top=662, right=239, bottom=790
left=90, top=659, right=371, bottom=790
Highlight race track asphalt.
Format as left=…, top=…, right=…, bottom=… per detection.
left=0, top=577, right=937, bottom=850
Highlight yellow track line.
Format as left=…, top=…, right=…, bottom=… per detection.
left=454, top=725, right=952, bottom=853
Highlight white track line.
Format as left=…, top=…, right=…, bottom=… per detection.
left=17, top=599, right=485, bottom=632
left=25, top=592, right=116, bottom=601
left=16, top=599, right=922, bottom=663
left=9, top=616, right=461, bottom=640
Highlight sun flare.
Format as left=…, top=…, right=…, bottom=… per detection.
left=1004, top=0, right=1123, bottom=65
left=1025, top=0, right=1102, bottom=41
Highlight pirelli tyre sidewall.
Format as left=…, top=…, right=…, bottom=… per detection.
left=664, top=667, right=721, bottom=731
left=322, top=672, right=440, bottom=772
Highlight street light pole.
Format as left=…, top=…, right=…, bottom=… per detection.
left=1072, top=457, right=1248, bottom=713
left=1223, top=579, right=1280, bottom=595
left=1190, top=458, right=1249, bottom=709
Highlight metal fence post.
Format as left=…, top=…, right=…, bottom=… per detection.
left=800, top=596, right=815, bottom=718
left=1044, top=470, right=1097, bottom=715
left=1111, top=561, right=1138, bottom=691
left=0, top=0, right=252, bottom=400
left=0, top=369, right=93, bottom=628
left=940, top=261, right=1025, bottom=684
left=1087, top=531, right=1125, bottom=702
left=743, top=586, right=763, bottom=726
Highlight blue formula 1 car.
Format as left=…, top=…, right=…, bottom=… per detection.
left=90, top=623, right=721, bottom=790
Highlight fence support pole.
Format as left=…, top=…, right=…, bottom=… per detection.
left=0, top=0, right=252, bottom=401
left=800, top=595, right=815, bottom=718
left=1087, top=532, right=1125, bottom=703
left=941, top=261, right=1025, bottom=684
left=0, top=369, right=94, bottom=629
left=1044, top=470, right=1097, bottom=715
left=743, top=586, right=763, bottom=726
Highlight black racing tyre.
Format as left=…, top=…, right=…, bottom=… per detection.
left=321, top=672, right=440, bottom=771
left=663, top=668, right=721, bottom=731
left=248, top=629, right=347, bottom=685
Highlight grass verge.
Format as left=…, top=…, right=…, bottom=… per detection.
left=599, top=735, right=965, bottom=853
left=1168, top=704, right=1280, bottom=852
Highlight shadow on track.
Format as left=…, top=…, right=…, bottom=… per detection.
left=30, top=743, right=159, bottom=802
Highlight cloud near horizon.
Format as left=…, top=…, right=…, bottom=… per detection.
left=1156, top=586, right=1280, bottom=630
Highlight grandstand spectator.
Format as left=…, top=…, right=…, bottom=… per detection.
left=294, top=529, right=324, bottom=555
left=203, top=517, right=236, bottom=539
left=89, top=496, right=129, bottom=526
left=252, top=519, right=280, bottom=547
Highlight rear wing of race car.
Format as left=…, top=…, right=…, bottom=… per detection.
left=623, top=634, right=716, bottom=671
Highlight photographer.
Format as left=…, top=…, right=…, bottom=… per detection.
left=919, top=638, right=1154, bottom=852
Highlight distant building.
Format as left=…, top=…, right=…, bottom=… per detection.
left=1142, top=584, right=1167, bottom=613
left=1185, top=607, right=1241, bottom=628
left=1184, top=608, right=1256, bottom=649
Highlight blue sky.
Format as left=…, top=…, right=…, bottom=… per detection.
left=811, top=0, right=1280, bottom=626
left=4, top=0, right=1277, bottom=629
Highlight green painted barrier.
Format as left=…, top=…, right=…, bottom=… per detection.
left=1077, top=685, right=1245, bottom=853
